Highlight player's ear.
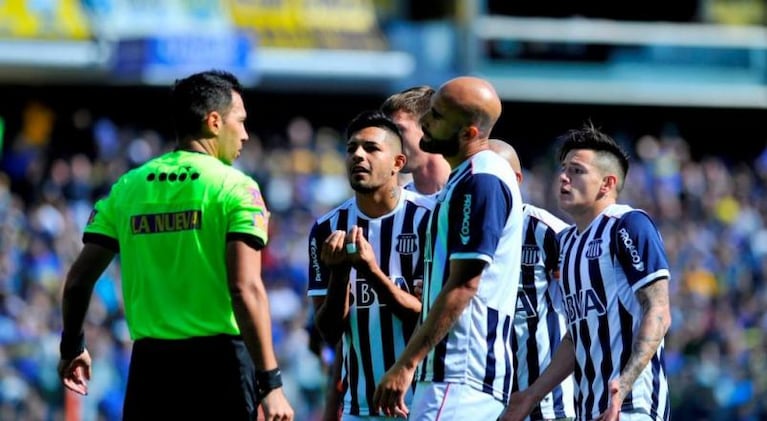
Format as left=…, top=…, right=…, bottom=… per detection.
left=393, top=153, right=406, bottom=174
left=461, top=125, right=479, bottom=142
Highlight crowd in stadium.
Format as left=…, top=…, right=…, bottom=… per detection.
left=0, top=100, right=765, bottom=420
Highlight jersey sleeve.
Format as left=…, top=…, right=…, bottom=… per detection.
left=613, top=211, right=670, bottom=292
left=307, top=220, right=332, bottom=297
left=447, top=173, right=514, bottom=264
left=224, top=175, right=269, bottom=250
left=83, top=180, right=120, bottom=252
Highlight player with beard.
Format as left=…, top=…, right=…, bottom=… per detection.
left=373, top=76, right=524, bottom=420
left=307, top=110, right=434, bottom=420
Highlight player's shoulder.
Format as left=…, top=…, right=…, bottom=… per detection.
left=523, top=203, right=570, bottom=233
left=402, top=188, right=436, bottom=211
left=464, top=150, right=517, bottom=189
left=314, top=197, right=356, bottom=224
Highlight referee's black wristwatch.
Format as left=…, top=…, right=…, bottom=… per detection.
left=256, top=368, right=283, bottom=397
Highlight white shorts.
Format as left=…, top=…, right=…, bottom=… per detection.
left=409, top=381, right=505, bottom=421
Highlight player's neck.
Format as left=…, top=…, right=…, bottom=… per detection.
left=355, top=185, right=401, bottom=218
left=573, top=200, right=614, bottom=233
left=412, top=158, right=450, bottom=195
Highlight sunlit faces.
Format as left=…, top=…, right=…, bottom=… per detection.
left=346, top=126, right=404, bottom=194
left=389, top=110, right=424, bottom=174
left=216, top=91, right=248, bottom=165
left=558, top=149, right=606, bottom=216
left=418, top=98, right=461, bottom=157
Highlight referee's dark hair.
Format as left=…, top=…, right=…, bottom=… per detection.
left=345, top=110, right=404, bottom=150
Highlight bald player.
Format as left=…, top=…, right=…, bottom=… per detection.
left=373, top=77, right=524, bottom=420
left=490, top=140, right=576, bottom=421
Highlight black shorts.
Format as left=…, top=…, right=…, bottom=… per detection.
left=123, top=334, right=257, bottom=420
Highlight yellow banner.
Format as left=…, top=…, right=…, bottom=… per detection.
left=0, top=0, right=90, bottom=39
left=228, top=0, right=387, bottom=49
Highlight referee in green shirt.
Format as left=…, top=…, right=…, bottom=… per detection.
left=58, top=70, right=294, bottom=421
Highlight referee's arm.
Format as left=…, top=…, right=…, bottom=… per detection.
left=225, top=239, right=279, bottom=372
left=59, top=242, right=116, bottom=394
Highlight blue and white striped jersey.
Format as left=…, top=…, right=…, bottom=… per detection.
left=307, top=188, right=433, bottom=416
left=558, top=204, right=670, bottom=421
left=417, top=150, right=523, bottom=403
left=512, top=204, right=576, bottom=421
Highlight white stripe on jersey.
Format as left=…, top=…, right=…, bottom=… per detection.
left=307, top=188, right=434, bottom=416
left=418, top=150, right=523, bottom=403
left=512, top=204, right=575, bottom=420
left=558, top=204, right=670, bottom=421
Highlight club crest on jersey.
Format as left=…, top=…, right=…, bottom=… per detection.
left=586, top=239, right=603, bottom=259
left=396, top=233, right=418, bottom=255
left=521, top=244, right=539, bottom=266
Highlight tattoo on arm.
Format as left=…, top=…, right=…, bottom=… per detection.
left=618, top=279, right=671, bottom=397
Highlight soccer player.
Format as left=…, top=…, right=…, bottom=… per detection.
left=500, top=124, right=671, bottom=421
left=489, top=139, right=576, bottom=421
left=380, top=85, right=451, bottom=196
left=373, top=76, right=524, bottom=420
left=307, top=110, right=433, bottom=419
left=57, top=70, right=294, bottom=421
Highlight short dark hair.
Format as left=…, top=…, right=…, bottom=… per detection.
left=345, top=110, right=403, bottom=149
left=558, top=122, right=630, bottom=180
left=380, top=85, right=435, bottom=118
left=171, top=70, right=244, bottom=142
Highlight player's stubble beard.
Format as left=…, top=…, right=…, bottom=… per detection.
left=419, top=129, right=460, bottom=158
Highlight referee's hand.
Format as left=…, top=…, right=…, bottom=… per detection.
left=260, top=387, right=294, bottom=421
left=58, top=349, right=92, bottom=396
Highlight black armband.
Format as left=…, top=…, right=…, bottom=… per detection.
left=256, top=368, right=283, bottom=397
left=60, top=331, right=85, bottom=360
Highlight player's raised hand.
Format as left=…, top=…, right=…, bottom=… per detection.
left=345, top=225, right=377, bottom=273
left=321, top=230, right=349, bottom=267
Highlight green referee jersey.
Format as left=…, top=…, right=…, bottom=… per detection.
left=84, top=150, right=269, bottom=340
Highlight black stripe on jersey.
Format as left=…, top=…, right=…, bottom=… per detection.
left=618, top=302, right=634, bottom=407
left=380, top=305, right=396, bottom=371
left=502, top=314, right=513, bottom=402
left=482, top=308, right=500, bottom=395
left=510, top=328, right=519, bottom=393
left=656, top=347, right=669, bottom=419
left=348, top=330, right=361, bottom=415
left=546, top=297, right=568, bottom=419
left=338, top=208, right=349, bottom=232
left=651, top=351, right=662, bottom=417
left=356, top=308, right=377, bottom=414
left=571, top=233, right=595, bottom=416
left=591, top=219, right=614, bottom=414
left=378, top=216, right=397, bottom=370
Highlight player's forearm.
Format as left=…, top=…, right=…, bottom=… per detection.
left=524, top=332, right=576, bottom=402
left=230, top=279, right=279, bottom=371
left=314, top=269, right=351, bottom=344
left=395, top=275, right=477, bottom=370
left=617, top=279, right=671, bottom=401
left=361, top=265, right=421, bottom=320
